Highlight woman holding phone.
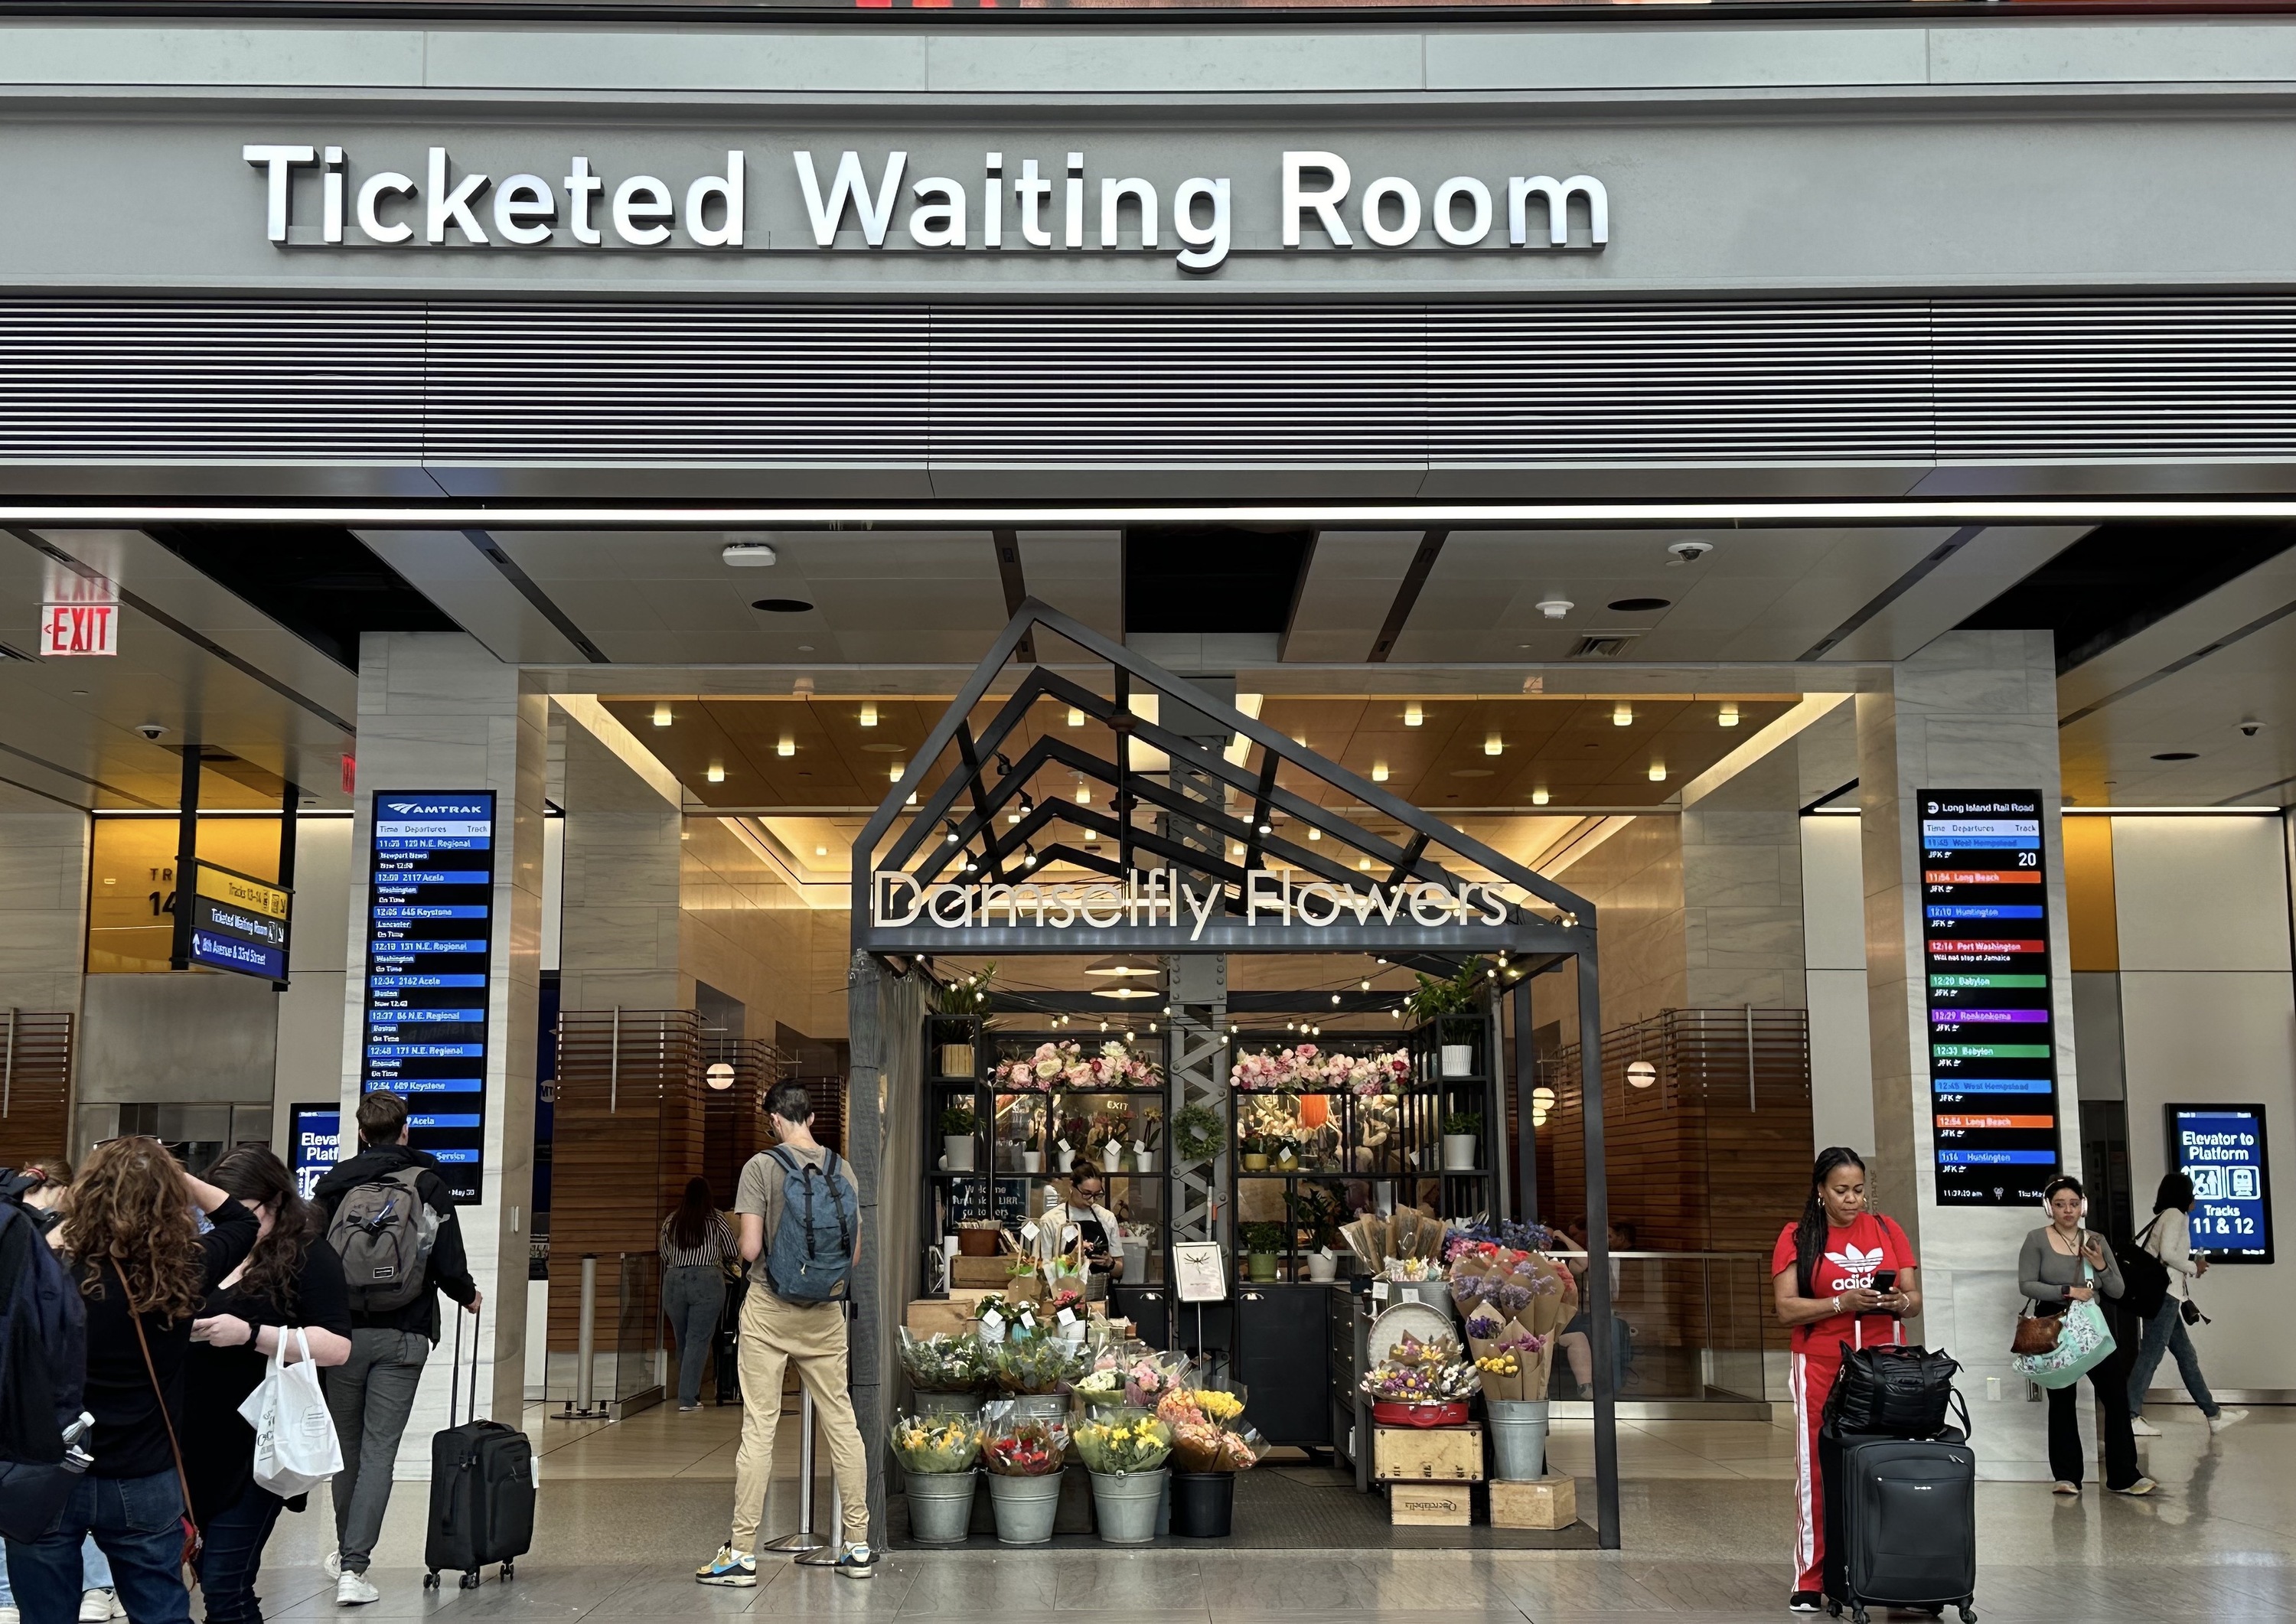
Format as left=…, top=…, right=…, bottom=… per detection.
left=1770, top=1148, right=1920, bottom=1614
left=2019, top=1175, right=2151, bottom=1496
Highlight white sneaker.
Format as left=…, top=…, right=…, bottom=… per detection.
left=324, top=1551, right=342, bottom=1580
left=2210, top=1407, right=2249, bottom=1433
left=2130, top=1415, right=2162, bottom=1437
left=77, top=1591, right=117, bottom=1623
left=337, top=1572, right=381, bottom=1606
left=4, top=1602, right=25, bottom=1624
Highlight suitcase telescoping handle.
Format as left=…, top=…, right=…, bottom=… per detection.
left=448, top=1300, right=485, bottom=1428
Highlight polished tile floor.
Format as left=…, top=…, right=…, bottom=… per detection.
left=244, top=1404, right=2295, bottom=1622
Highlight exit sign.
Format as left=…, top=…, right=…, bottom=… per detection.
left=41, top=602, right=117, bottom=657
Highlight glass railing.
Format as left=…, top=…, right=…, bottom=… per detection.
left=542, top=1251, right=666, bottom=1420
left=1543, top=1250, right=1779, bottom=1407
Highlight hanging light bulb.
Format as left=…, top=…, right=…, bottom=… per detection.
left=1084, top=827, right=1098, bottom=843
left=1361, top=979, right=1371, bottom=991
left=1022, top=846, right=1038, bottom=868
left=1286, top=1021, right=1296, bottom=1032
left=1076, top=785, right=1092, bottom=804
left=1331, top=993, right=1342, bottom=1006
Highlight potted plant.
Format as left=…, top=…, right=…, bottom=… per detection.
left=889, top=1411, right=983, bottom=1545
left=1241, top=1221, right=1287, bottom=1282
left=934, top=963, right=996, bottom=1075
left=1270, top=1133, right=1301, bottom=1172
left=1404, top=958, right=1486, bottom=1076
left=1074, top=1408, right=1174, bottom=1545
left=1238, top=1133, right=1270, bottom=1172
left=1286, top=1185, right=1349, bottom=1281
left=941, top=1101, right=978, bottom=1172
left=1443, top=1110, right=1482, bottom=1171
left=982, top=1410, right=1069, bottom=1545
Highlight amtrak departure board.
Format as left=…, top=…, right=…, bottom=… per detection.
left=1920, top=791, right=2062, bottom=1205
left=359, top=792, right=495, bottom=1205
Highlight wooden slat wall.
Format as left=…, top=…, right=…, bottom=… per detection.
left=548, top=1009, right=703, bottom=1352
left=0, top=1014, right=74, bottom=1169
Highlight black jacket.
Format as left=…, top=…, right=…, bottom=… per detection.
left=312, top=1142, right=478, bottom=1340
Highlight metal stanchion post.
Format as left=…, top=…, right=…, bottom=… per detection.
left=762, top=1390, right=830, bottom=1555
left=553, top=1254, right=605, bottom=1421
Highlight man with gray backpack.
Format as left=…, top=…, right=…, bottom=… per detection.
left=312, top=1092, right=480, bottom=1606
left=696, top=1080, right=874, bottom=1586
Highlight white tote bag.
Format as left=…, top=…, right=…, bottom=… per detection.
left=237, top=1329, right=344, bottom=1497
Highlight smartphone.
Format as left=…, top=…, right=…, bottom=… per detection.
left=1870, top=1270, right=1898, bottom=1296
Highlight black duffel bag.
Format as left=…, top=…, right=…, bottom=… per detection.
left=2114, top=1218, right=2171, bottom=1324
left=1822, top=1343, right=1968, bottom=1440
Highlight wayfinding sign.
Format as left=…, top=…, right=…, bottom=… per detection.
left=1920, top=791, right=2061, bottom=1205
left=188, top=860, right=291, bottom=981
left=358, top=792, right=495, bottom=1204
left=2168, top=1104, right=2274, bottom=1264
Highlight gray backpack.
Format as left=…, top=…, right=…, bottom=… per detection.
left=326, top=1167, right=440, bottom=1313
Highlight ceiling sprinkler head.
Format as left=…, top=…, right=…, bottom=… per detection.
left=1535, top=598, right=1574, bottom=620
left=1667, top=540, right=1714, bottom=566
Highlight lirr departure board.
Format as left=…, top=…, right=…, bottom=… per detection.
left=359, top=792, right=496, bottom=1204
left=1920, top=791, right=2062, bottom=1205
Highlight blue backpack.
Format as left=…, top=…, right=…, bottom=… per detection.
left=0, top=1187, right=87, bottom=1540
left=762, top=1147, right=856, bottom=1305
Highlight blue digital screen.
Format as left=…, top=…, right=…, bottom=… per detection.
left=2168, top=1104, right=2274, bottom=1264
left=289, top=1104, right=344, bottom=1200
left=360, top=792, right=494, bottom=1205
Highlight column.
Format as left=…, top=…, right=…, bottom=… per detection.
left=0, top=812, right=88, bottom=1161
left=1681, top=742, right=1805, bottom=1010
left=555, top=704, right=683, bottom=1013
left=1858, top=629, right=2076, bottom=1479
left=339, top=631, right=546, bottom=1439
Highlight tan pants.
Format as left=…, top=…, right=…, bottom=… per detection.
left=729, top=1286, right=872, bottom=1548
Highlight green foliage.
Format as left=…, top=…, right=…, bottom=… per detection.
left=1240, top=1221, right=1289, bottom=1256
left=932, top=962, right=998, bottom=1018
left=939, top=1102, right=977, bottom=1138
left=1442, top=1111, right=1483, bottom=1138
left=1170, top=1104, right=1225, bottom=1163
left=1402, top=957, right=1488, bottom=1022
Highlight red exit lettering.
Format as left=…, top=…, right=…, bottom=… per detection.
left=41, top=602, right=117, bottom=657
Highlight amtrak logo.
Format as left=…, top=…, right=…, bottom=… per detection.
left=1824, top=1243, right=1884, bottom=1291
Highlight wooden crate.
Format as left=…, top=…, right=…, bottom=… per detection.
left=1489, top=1474, right=1578, bottom=1530
left=1390, top=1484, right=1473, bottom=1526
left=952, top=1256, right=1030, bottom=1290
left=1373, top=1425, right=1485, bottom=1482
left=905, top=1298, right=976, bottom=1336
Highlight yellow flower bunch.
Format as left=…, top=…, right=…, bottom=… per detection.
left=1193, top=1389, right=1244, bottom=1423
left=890, top=1410, right=983, bottom=1473
left=1475, top=1353, right=1521, bottom=1377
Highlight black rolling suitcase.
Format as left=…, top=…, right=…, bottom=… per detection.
left=423, top=1307, right=535, bottom=1591
left=714, top=1277, right=746, bottom=1406
left=1821, top=1427, right=1978, bottom=1624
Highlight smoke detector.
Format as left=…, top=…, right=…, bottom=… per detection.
left=1535, top=598, right=1574, bottom=620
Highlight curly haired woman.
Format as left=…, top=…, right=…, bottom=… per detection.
left=1, top=1137, right=256, bottom=1624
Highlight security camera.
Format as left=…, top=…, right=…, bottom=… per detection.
left=2240, top=719, right=2265, bottom=737
left=1667, top=540, right=1714, bottom=566
left=134, top=722, right=168, bottom=741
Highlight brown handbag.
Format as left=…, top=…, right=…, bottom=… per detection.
left=125, top=1277, right=204, bottom=1586
left=2010, top=1302, right=2063, bottom=1358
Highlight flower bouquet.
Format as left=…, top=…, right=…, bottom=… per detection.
left=982, top=1415, right=1069, bottom=1476
left=1072, top=1367, right=1126, bottom=1409
left=889, top=1410, right=983, bottom=1474
left=1123, top=1348, right=1192, bottom=1408
left=1073, top=1408, right=1173, bottom=1475
left=979, top=1404, right=1071, bottom=1544
left=900, top=1329, right=989, bottom=1394
left=994, top=1327, right=1086, bottom=1394
left=1157, top=1386, right=1265, bottom=1472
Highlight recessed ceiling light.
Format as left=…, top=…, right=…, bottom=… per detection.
left=752, top=598, right=813, bottom=614
left=1404, top=704, right=1424, bottom=727
left=1649, top=762, right=1667, bottom=781
left=1484, top=735, right=1502, bottom=756
left=1371, top=763, right=1389, bottom=782
left=1358, top=857, right=1372, bottom=871
left=1068, top=707, right=1086, bottom=727
left=1531, top=788, right=1551, bottom=806
left=777, top=738, right=795, bottom=757
left=1608, top=597, right=1671, bottom=612
left=859, top=703, right=878, bottom=728
left=815, top=843, right=828, bottom=856
left=1536, top=598, right=1574, bottom=619
left=652, top=703, right=672, bottom=728
left=2151, top=751, right=2199, bottom=761
left=1307, top=828, right=1322, bottom=841
left=722, top=543, right=777, bottom=567
left=706, top=764, right=726, bottom=784
left=1613, top=704, right=1633, bottom=727
left=1719, top=704, right=1740, bottom=728
left=891, top=761, right=905, bottom=781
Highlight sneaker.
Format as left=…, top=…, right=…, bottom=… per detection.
left=4, top=1603, right=24, bottom=1624
left=2112, top=1477, right=2157, bottom=1496
left=2130, top=1415, right=2162, bottom=1438
left=336, top=1572, right=380, bottom=1606
left=323, top=1551, right=342, bottom=1580
left=2210, top=1407, right=2249, bottom=1433
left=2052, top=1480, right=2079, bottom=1495
left=77, top=1592, right=116, bottom=1624
left=696, top=1546, right=757, bottom=1588
left=1788, top=1592, right=1824, bottom=1613
left=678, top=1403, right=701, bottom=1413
left=831, top=1544, right=879, bottom=1581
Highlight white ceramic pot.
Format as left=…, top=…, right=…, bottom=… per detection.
left=1135, top=1152, right=1155, bottom=1175
left=1441, top=1044, right=1476, bottom=1078
left=1306, top=1253, right=1338, bottom=1282
left=1022, top=1150, right=1042, bottom=1173
left=944, top=1136, right=977, bottom=1172
left=1101, top=1142, right=1124, bottom=1173
left=1443, top=1133, right=1478, bottom=1171
left=1055, top=1147, right=1074, bottom=1173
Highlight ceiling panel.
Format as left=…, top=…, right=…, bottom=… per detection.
left=1013, top=531, right=1121, bottom=657
left=1284, top=530, right=1424, bottom=664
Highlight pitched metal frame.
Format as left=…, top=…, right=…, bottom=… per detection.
left=848, top=598, right=1623, bottom=1550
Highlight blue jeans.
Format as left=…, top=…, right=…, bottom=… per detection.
left=663, top=1266, right=728, bottom=1407
left=0, top=1535, right=109, bottom=1607
left=2128, top=1303, right=2219, bottom=1417
left=3, top=1471, right=191, bottom=1624
left=194, top=1483, right=285, bottom=1624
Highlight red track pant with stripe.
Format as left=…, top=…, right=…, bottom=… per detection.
left=1790, top=1348, right=1841, bottom=1595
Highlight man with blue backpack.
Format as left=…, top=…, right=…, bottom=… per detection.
left=696, top=1081, right=875, bottom=1586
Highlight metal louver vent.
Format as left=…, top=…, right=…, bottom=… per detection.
left=1567, top=633, right=1642, bottom=658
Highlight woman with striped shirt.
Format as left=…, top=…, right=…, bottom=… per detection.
left=660, top=1179, right=741, bottom=1411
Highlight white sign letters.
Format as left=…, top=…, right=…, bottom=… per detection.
left=246, top=144, right=1609, bottom=276
left=872, top=867, right=1512, bottom=942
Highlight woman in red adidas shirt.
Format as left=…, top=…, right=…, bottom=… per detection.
left=1771, top=1147, right=1920, bottom=1614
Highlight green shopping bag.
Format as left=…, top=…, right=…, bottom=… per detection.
left=2012, top=1262, right=2117, bottom=1389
